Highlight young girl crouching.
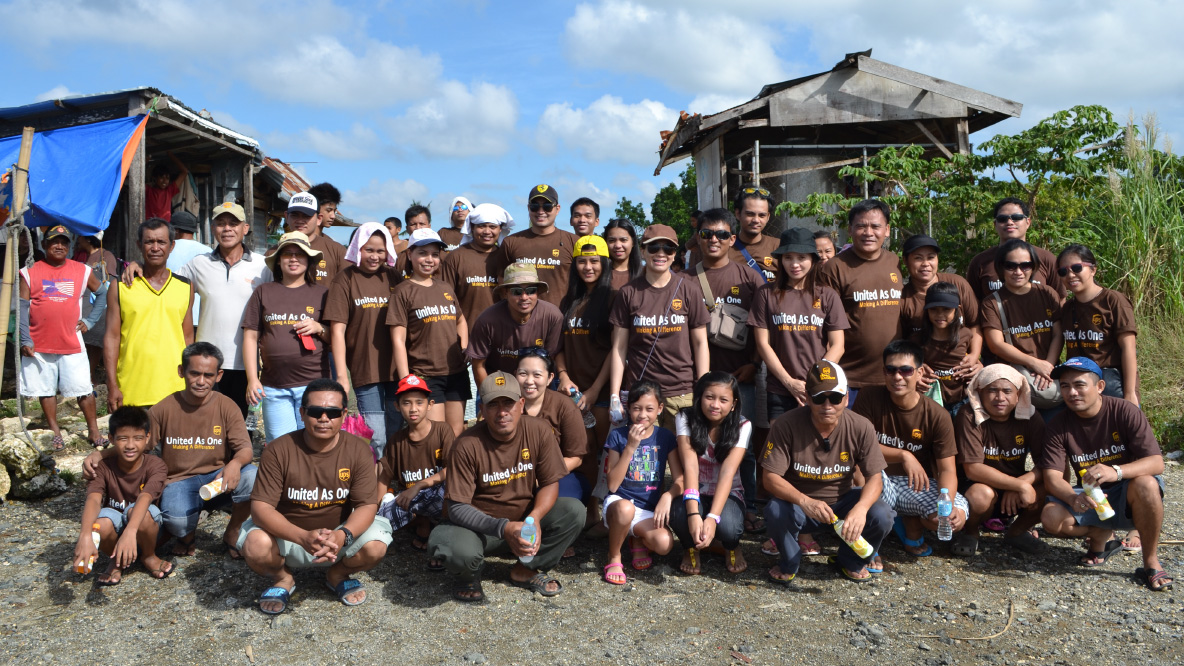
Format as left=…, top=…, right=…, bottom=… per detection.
left=670, top=371, right=750, bottom=575
left=602, top=381, right=683, bottom=584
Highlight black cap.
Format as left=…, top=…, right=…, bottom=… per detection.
left=902, top=233, right=940, bottom=257
left=528, top=184, right=559, bottom=204
left=772, top=227, right=820, bottom=257
left=171, top=211, right=199, bottom=233
left=923, top=287, right=961, bottom=310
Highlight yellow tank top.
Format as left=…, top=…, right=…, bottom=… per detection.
left=116, top=272, right=191, bottom=407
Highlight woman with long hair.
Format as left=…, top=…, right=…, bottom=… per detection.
left=1057, top=244, right=1137, bottom=404
left=603, top=218, right=643, bottom=289
left=913, top=281, right=979, bottom=415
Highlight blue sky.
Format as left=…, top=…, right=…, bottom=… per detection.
left=3, top=0, right=1182, bottom=230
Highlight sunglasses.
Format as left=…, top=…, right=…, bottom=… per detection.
left=1002, top=261, right=1034, bottom=272
left=698, top=229, right=733, bottom=241
left=811, top=392, right=844, bottom=405
left=1057, top=262, right=1094, bottom=277
left=645, top=243, right=679, bottom=255
left=452, top=204, right=469, bottom=212
left=508, top=286, right=539, bottom=296
left=884, top=364, right=916, bottom=377
left=517, top=346, right=550, bottom=358
left=528, top=202, right=556, bottom=213
left=995, top=213, right=1028, bottom=224
left=305, top=406, right=344, bottom=420
left=742, top=186, right=771, bottom=197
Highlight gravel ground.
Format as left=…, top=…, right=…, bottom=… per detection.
left=0, top=458, right=1181, bottom=666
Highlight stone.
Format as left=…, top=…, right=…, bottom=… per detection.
left=463, top=653, right=486, bottom=663
left=919, top=643, right=933, bottom=651
left=11, top=471, right=68, bottom=499
left=1037, top=601, right=1056, bottom=612
left=0, top=434, right=46, bottom=479
left=685, top=627, right=700, bottom=635
left=0, top=468, right=10, bottom=499
left=271, top=616, right=293, bottom=629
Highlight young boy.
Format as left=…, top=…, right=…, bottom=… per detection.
left=74, top=406, right=172, bottom=585
left=377, top=374, right=455, bottom=564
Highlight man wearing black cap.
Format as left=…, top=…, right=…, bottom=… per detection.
left=965, top=197, right=1064, bottom=300
left=494, top=184, right=578, bottom=308
left=167, top=211, right=208, bottom=325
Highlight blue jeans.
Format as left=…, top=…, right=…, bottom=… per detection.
left=159, top=465, right=257, bottom=538
left=764, top=488, right=895, bottom=575
left=262, top=385, right=307, bottom=443
left=355, top=381, right=403, bottom=459
left=98, top=503, right=162, bottom=534
left=737, top=381, right=758, bottom=511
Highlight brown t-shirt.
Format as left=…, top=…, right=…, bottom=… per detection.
left=966, top=244, right=1064, bottom=300
left=954, top=407, right=1045, bottom=479
left=438, top=227, right=465, bottom=250
left=1041, top=396, right=1161, bottom=485
left=385, top=279, right=465, bottom=377
left=611, top=269, right=633, bottom=290
left=309, top=234, right=347, bottom=286
left=439, top=243, right=500, bottom=336
left=695, top=261, right=762, bottom=373
left=759, top=407, right=886, bottom=503
left=689, top=234, right=779, bottom=283
left=1061, top=287, right=1136, bottom=369
left=86, top=456, right=168, bottom=511
left=817, top=248, right=904, bottom=388
left=466, top=299, right=564, bottom=375
left=979, top=283, right=1062, bottom=360
left=380, top=420, right=454, bottom=491
left=251, top=430, right=379, bottom=531
left=852, top=386, right=957, bottom=478
left=748, top=284, right=849, bottom=395
left=609, top=275, right=711, bottom=396
left=912, top=327, right=974, bottom=404
left=150, top=392, right=251, bottom=484
left=900, top=273, right=980, bottom=337
left=323, top=265, right=401, bottom=387
left=495, top=228, right=579, bottom=308
left=445, top=415, right=568, bottom=521
left=532, top=389, right=589, bottom=458
left=241, top=281, right=330, bottom=388
left=562, top=296, right=614, bottom=403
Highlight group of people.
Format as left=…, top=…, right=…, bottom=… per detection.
left=15, top=179, right=1168, bottom=613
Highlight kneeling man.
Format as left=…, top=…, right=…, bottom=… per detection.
left=1041, top=357, right=1171, bottom=591
left=240, top=379, right=392, bottom=613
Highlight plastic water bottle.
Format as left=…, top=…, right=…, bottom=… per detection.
left=937, top=488, right=953, bottom=541
left=76, top=522, right=101, bottom=574
left=245, top=401, right=262, bottom=432
left=519, top=517, right=538, bottom=564
left=830, top=515, right=874, bottom=558
left=569, top=387, right=597, bottom=428
left=1079, top=470, right=1116, bottom=520
left=609, top=394, right=625, bottom=428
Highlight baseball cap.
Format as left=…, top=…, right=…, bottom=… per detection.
left=1050, top=357, right=1103, bottom=380
left=480, top=371, right=521, bottom=403
left=211, top=202, right=246, bottom=223
left=44, top=225, right=71, bottom=241
left=640, top=224, right=678, bottom=245
left=528, top=184, right=559, bottom=204
left=923, top=287, right=961, bottom=310
left=171, top=211, right=199, bottom=233
left=572, top=235, right=609, bottom=258
left=805, top=360, right=849, bottom=397
left=395, top=374, right=432, bottom=396
left=902, top=233, right=940, bottom=257
left=287, top=192, right=318, bottom=217
left=407, top=228, right=446, bottom=248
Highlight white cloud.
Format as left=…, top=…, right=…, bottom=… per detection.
left=343, top=178, right=431, bottom=223
left=537, top=95, right=678, bottom=165
left=205, top=109, right=259, bottom=138
left=686, top=93, right=752, bottom=117
left=33, top=84, right=80, bottom=102
left=385, top=81, right=519, bottom=158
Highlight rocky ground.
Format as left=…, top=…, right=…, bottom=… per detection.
left=0, top=445, right=1181, bottom=666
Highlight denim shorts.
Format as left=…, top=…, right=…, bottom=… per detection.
left=1049, top=475, right=1164, bottom=531
left=236, top=516, right=393, bottom=569
left=98, top=503, right=163, bottom=534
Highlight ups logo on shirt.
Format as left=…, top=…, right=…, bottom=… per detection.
left=672, top=299, right=684, bottom=311
left=319, top=260, right=326, bottom=268
left=1046, top=309, right=1053, bottom=317
left=1112, top=431, right=1120, bottom=442
left=1016, top=435, right=1025, bottom=446
left=551, top=249, right=560, bottom=258
left=444, top=292, right=453, bottom=301
left=213, top=425, right=222, bottom=436
left=1092, top=314, right=1103, bottom=326
left=839, top=451, right=849, bottom=462
left=731, top=286, right=740, bottom=295
left=306, top=306, right=315, bottom=315
left=434, top=448, right=442, bottom=461
left=521, top=448, right=531, bottom=461
left=890, top=272, right=899, bottom=283
left=763, top=256, right=774, bottom=267
left=534, top=338, right=544, bottom=346
left=813, top=299, right=821, bottom=309
left=338, top=468, right=351, bottom=482
left=911, top=428, right=922, bottom=440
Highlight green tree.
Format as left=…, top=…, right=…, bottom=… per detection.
left=613, top=196, right=647, bottom=227
left=650, top=163, right=697, bottom=243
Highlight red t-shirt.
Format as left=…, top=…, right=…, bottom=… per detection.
left=145, top=182, right=179, bottom=221
left=21, top=259, right=91, bottom=354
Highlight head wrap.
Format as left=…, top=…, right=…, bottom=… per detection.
left=344, top=221, right=398, bottom=267
left=461, top=203, right=514, bottom=246
left=966, top=364, right=1034, bottom=425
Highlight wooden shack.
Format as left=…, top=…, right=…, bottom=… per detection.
left=655, top=50, right=1022, bottom=230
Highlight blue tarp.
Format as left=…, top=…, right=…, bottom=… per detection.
left=0, top=115, right=147, bottom=235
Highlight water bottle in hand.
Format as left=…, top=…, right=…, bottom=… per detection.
left=609, top=394, right=625, bottom=428
left=519, top=517, right=538, bottom=564
left=937, top=488, right=953, bottom=541
left=245, top=401, right=262, bottom=432
left=569, top=387, right=597, bottom=428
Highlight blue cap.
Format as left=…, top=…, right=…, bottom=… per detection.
left=1050, top=356, right=1103, bottom=379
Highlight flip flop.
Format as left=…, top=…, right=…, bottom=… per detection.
left=798, top=538, right=821, bottom=556
left=767, top=566, right=796, bottom=585
left=451, top=579, right=485, bottom=603
left=680, top=548, right=699, bottom=575
left=744, top=513, right=766, bottom=534
left=510, top=572, right=564, bottom=597
left=410, top=536, right=429, bottom=552
left=1136, top=567, right=1174, bottom=592
left=761, top=538, right=779, bottom=556
left=51, top=435, right=65, bottom=451
left=893, top=516, right=932, bottom=557
left=1080, top=540, right=1123, bottom=567
left=147, top=560, right=175, bottom=579
left=257, top=584, right=295, bottom=615
left=866, top=551, right=883, bottom=574
left=325, top=577, right=367, bottom=606
left=603, top=562, right=627, bottom=585
left=222, top=539, right=243, bottom=560
left=425, top=558, right=445, bottom=572
left=726, top=549, right=747, bottom=574
left=1122, top=532, right=1143, bottom=552
left=97, top=563, right=123, bottom=586
left=829, top=555, right=872, bottom=583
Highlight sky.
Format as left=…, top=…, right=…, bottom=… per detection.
left=3, top=0, right=1183, bottom=230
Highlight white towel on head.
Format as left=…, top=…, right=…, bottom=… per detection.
left=344, top=221, right=398, bottom=267
left=461, top=203, right=513, bottom=246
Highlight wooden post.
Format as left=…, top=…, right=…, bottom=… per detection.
left=125, top=129, right=146, bottom=264
left=243, top=160, right=254, bottom=227
left=0, top=127, right=36, bottom=393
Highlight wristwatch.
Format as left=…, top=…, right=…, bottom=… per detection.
left=1113, top=465, right=1123, bottom=481
left=337, top=527, right=355, bottom=549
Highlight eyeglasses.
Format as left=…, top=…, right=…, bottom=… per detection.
left=508, top=286, right=539, bottom=296
left=698, top=229, right=733, bottom=241
left=811, top=392, right=844, bottom=405
left=646, top=243, right=679, bottom=255
left=995, top=213, right=1028, bottom=224
left=884, top=364, right=916, bottom=377
left=452, top=204, right=469, bottom=212
left=305, top=406, right=344, bottom=420
left=528, top=202, right=556, bottom=213
left=1057, top=262, right=1094, bottom=277
left=517, top=346, right=549, bottom=358
left=1002, top=261, right=1034, bottom=272
left=742, top=187, right=771, bottom=197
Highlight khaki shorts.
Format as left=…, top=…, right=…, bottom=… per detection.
left=660, top=392, right=694, bottom=431
left=236, top=515, right=393, bottom=569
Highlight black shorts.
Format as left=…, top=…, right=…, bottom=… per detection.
left=425, top=372, right=472, bottom=402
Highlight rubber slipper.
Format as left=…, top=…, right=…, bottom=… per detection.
left=744, top=513, right=767, bottom=534
left=726, top=549, right=746, bottom=574
left=1080, top=539, right=1123, bottom=567
left=829, top=555, right=872, bottom=583
left=97, top=564, right=123, bottom=587
left=893, top=516, right=932, bottom=557
left=410, top=536, right=428, bottom=552
left=982, top=518, right=1007, bottom=533
left=1136, top=567, right=1174, bottom=591
left=257, top=584, right=295, bottom=615
left=452, top=579, right=485, bottom=603
left=1002, top=531, right=1047, bottom=554
left=1122, top=532, right=1143, bottom=552
left=425, top=558, right=445, bottom=572
left=147, top=560, right=175, bottom=579
left=767, top=566, right=796, bottom=585
left=680, top=548, right=699, bottom=575
left=798, top=538, right=821, bottom=556
left=866, top=551, right=883, bottom=574
left=222, top=539, right=243, bottom=560
left=603, top=562, right=627, bottom=585
left=325, top=577, right=367, bottom=606
left=89, top=436, right=109, bottom=450
left=511, top=572, right=563, bottom=597
left=761, top=538, right=779, bottom=556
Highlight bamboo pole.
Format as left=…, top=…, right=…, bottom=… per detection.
left=0, top=127, right=36, bottom=392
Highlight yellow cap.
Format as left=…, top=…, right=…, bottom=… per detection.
left=572, top=234, right=609, bottom=258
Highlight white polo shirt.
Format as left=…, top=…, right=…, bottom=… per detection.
left=177, top=248, right=271, bottom=370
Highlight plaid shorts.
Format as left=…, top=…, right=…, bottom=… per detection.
left=880, top=472, right=969, bottom=519
left=378, top=484, right=445, bottom=531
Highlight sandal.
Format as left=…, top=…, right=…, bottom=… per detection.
left=744, top=512, right=766, bottom=534
left=767, top=565, right=796, bottom=585
left=951, top=532, right=978, bottom=557
left=426, top=558, right=445, bottom=572
left=1136, top=567, right=1174, bottom=592
left=603, top=562, right=627, bottom=585
left=510, top=572, right=564, bottom=597
left=680, top=548, right=700, bottom=575
left=97, top=562, right=123, bottom=586
left=893, top=517, right=932, bottom=557
left=761, top=538, right=779, bottom=556
left=983, top=518, right=1007, bottom=533
left=866, top=552, right=883, bottom=574
left=726, top=548, right=747, bottom=574
left=222, top=539, right=243, bottom=560
left=1002, top=531, right=1047, bottom=554
left=1122, top=531, right=1143, bottom=552
left=410, top=536, right=428, bottom=552
left=829, top=555, right=871, bottom=583
left=89, top=436, right=109, bottom=450
left=451, top=579, right=485, bottom=603
left=257, top=584, right=295, bottom=615
left=147, top=559, right=175, bottom=579
left=325, top=577, right=367, bottom=606
left=51, top=435, right=65, bottom=451
left=1080, top=539, right=1123, bottom=567
left=629, top=542, right=652, bottom=571
left=798, top=538, right=821, bottom=556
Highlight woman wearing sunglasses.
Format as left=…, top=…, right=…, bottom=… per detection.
left=1057, top=245, right=1137, bottom=405
left=609, top=224, right=711, bottom=431
left=979, top=238, right=1065, bottom=403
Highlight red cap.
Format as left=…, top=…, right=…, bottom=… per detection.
left=395, top=374, right=431, bottom=396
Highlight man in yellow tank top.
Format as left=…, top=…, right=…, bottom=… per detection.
left=104, top=219, right=194, bottom=410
